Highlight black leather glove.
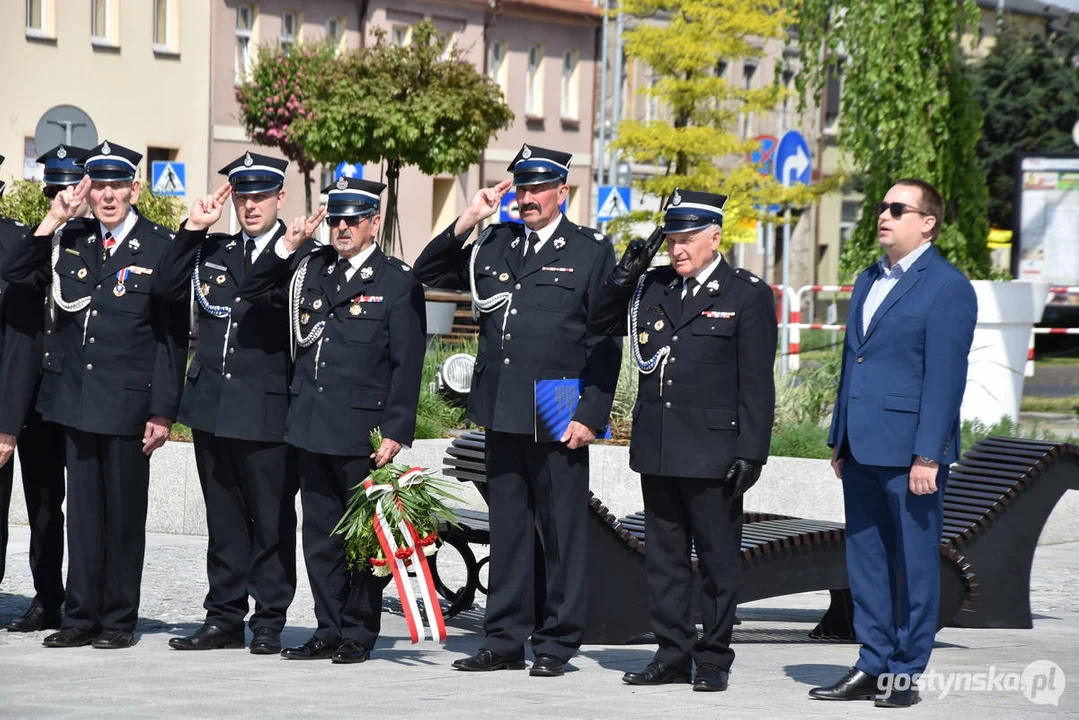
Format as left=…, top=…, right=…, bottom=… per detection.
left=725, top=458, right=762, bottom=498
left=610, top=225, right=665, bottom=287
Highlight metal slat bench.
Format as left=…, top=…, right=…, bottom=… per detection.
left=432, top=431, right=1077, bottom=643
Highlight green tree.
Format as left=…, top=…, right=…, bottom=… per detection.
left=296, top=21, right=514, bottom=257
left=796, top=0, right=992, bottom=280
left=0, top=180, right=182, bottom=230
left=235, top=41, right=337, bottom=213
left=972, top=25, right=1079, bottom=230
left=612, top=0, right=829, bottom=247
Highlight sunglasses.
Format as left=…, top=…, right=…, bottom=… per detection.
left=874, top=201, right=930, bottom=219
left=326, top=215, right=371, bottom=227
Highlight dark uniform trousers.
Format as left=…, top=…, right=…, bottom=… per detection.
left=0, top=217, right=66, bottom=610
left=3, top=214, right=195, bottom=633
left=176, top=223, right=299, bottom=634
left=242, top=243, right=425, bottom=649
left=590, top=258, right=777, bottom=673
left=297, top=450, right=390, bottom=647
left=0, top=411, right=66, bottom=610
left=414, top=217, right=621, bottom=663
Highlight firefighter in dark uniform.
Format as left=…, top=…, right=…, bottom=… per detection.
left=2, top=141, right=193, bottom=649
left=241, top=177, right=425, bottom=663
left=590, top=189, right=777, bottom=691
left=167, top=153, right=309, bottom=655
left=413, top=145, right=621, bottom=677
left=0, top=149, right=69, bottom=632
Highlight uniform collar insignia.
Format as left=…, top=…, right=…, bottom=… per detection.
left=360, top=266, right=374, bottom=280
left=553, top=237, right=565, bottom=250
left=706, top=279, right=719, bottom=292
left=226, top=239, right=237, bottom=250
left=510, top=237, right=520, bottom=249
left=129, top=238, right=141, bottom=251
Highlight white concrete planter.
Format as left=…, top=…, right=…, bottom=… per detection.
left=961, top=280, right=1050, bottom=424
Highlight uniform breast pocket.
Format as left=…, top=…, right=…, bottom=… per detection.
left=112, top=276, right=152, bottom=314
left=56, top=257, right=90, bottom=294
left=692, top=318, right=736, bottom=360
left=534, top=274, right=578, bottom=312
left=343, top=304, right=387, bottom=344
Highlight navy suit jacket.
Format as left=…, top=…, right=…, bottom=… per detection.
left=828, top=244, right=977, bottom=467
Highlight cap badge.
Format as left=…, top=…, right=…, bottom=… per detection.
left=553, top=237, right=565, bottom=250
left=671, top=189, right=682, bottom=206
left=243, top=152, right=253, bottom=167
left=707, top=279, right=719, bottom=292
left=521, top=144, right=532, bottom=160
left=360, top=266, right=374, bottom=280
left=101, top=141, right=112, bottom=155
left=336, top=177, right=348, bottom=190
left=56, top=146, right=67, bottom=159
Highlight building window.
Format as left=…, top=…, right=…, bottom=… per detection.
left=235, top=5, right=255, bottom=84
left=153, top=0, right=172, bottom=50
left=281, top=11, right=299, bottom=49
left=91, top=0, right=108, bottom=42
left=526, top=44, right=543, bottom=117
left=26, top=0, right=46, bottom=35
left=716, top=60, right=728, bottom=78
left=839, top=199, right=861, bottom=250
left=645, top=74, right=659, bottom=122
left=741, top=62, right=757, bottom=138
left=438, top=31, right=455, bottom=61
left=488, top=40, right=507, bottom=95
left=824, top=59, right=845, bottom=132
left=560, top=50, right=579, bottom=120
left=326, top=16, right=344, bottom=54
left=780, top=69, right=794, bottom=130
left=391, top=24, right=409, bottom=47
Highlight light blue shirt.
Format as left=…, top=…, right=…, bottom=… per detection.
left=861, top=242, right=932, bottom=335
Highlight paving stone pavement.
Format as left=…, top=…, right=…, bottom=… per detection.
left=1, top=526, right=1077, bottom=719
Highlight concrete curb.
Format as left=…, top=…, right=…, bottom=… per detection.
left=8, top=439, right=1078, bottom=545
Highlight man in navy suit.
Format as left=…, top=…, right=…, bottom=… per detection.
left=810, top=179, right=976, bottom=708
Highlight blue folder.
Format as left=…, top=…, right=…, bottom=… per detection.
left=534, top=378, right=612, bottom=442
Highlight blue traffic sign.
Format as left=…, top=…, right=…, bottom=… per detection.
left=334, top=161, right=362, bottom=181
left=499, top=195, right=520, bottom=223
left=751, top=135, right=781, bottom=214
left=774, top=130, right=812, bottom=188
left=596, top=185, right=631, bottom=222
left=151, top=161, right=185, bottom=196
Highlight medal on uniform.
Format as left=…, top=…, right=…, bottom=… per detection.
left=638, top=331, right=649, bottom=345
left=654, top=319, right=664, bottom=331
left=77, top=267, right=88, bottom=279
left=216, top=274, right=226, bottom=285
left=200, top=282, right=211, bottom=296
left=300, top=312, right=311, bottom=325
left=349, top=303, right=362, bottom=316
left=498, top=272, right=509, bottom=283
left=113, top=267, right=130, bottom=297
left=312, top=299, right=323, bottom=310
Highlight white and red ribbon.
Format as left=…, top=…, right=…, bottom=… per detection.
left=363, top=468, right=447, bottom=644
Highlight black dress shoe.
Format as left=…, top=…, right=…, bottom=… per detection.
left=169, top=623, right=245, bottom=651
left=6, top=604, right=62, bottom=632
left=452, top=649, right=526, bottom=671
left=875, top=688, right=919, bottom=708
left=249, top=628, right=282, bottom=655
left=808, top=667, right=879, bottom=700
left=622, top=660, right=692, bottom=686
left=693, top=663, right=730, bottom=692
left=93, top=629, right=136, bottom=649
left=281, top=636, right=338, bottom=660
left=331, top=639, right=371, bottom=664
left=43, top=627, right=98, bottom=648
left=529, top=654, right=565, bottom=677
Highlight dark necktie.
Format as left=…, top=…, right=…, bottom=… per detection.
left=244, top=237, right=255, bottom=272
left=102, top=231, right=116, bottom=264
left=681, top=277, right=699, bottom=313
left=525, top=231, right=539, bottom=258
left=333, top=258, right=348, bottom=296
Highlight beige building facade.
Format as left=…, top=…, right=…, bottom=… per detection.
left=0, top=0, right=212, bottom=202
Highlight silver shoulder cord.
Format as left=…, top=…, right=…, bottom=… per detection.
left=50, top=229, right=92, bottom=346
left=191, top=245, right=235, bottom=372
left=467, top=227, right=515, bottom=343
left=628, top=270, right=671, bottom=392
left=287, top=254, right=327, bottom=378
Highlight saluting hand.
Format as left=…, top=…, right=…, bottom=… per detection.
left=185, top=182, right=233, bottom=231
left=454, top=178, right=513, bottom=235
left=611, top=225, right=665, bottom=287
left=282, top=207, right=327, bottom=254
left=36, top=176, right=92, bottom=237
left=371, top=437, right=402, bottom=468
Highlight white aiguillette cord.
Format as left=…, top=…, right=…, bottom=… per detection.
left=50, top=229, right=92, bottom=346
left=288, top=254, right=327, bottom=378
left=467, top=225, right=516, bottom=347
left=628, top=270, right=671, bottom=393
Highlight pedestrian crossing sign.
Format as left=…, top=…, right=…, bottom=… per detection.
left=597, top=185, right=631, bottom=222
left=151, top=161, right=186, bottom=196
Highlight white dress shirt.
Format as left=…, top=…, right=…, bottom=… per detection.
left=523, top=213, right=564, bottom=255
left=334, top=242, right=378, bottom=283
left=99, top=210, right=138, bottom=256
left=242, top=224, right=280, bottom=264
left=681, top=252, right=723, bottom=299
left=861, top=242, right=933, bottom=334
